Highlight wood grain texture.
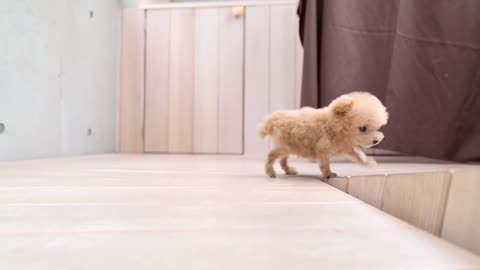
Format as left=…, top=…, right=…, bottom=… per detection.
left=442, top=168, right=480, bottom=255
left=2, top=155, right=480, bottom=270
left=168, top=9, right=194, bottom=153
left=217, top=8, right=244, bottom=154
left=244, top=6, right=271, bottom=157
left=294, top=10, right=303, bottom=109
left=118, top=9, right=145, bottom=153
left=140, top=1, right=299, bottom=10
left=324, top=177, right=348, bottom=192
left=269, top=5, right=296, bottom=112
left=382, top=172, right=452, bottom=235
left=348, top=175, right=386, bottom=209
left=193, top=8, right=219, bottom=153
left=115, top=10, right=122, bottom=152
left=144, top=9, right=170, bottom=152
left=141, top=4, right=300, bottom=155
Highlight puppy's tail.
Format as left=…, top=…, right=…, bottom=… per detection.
left=257, top=115, right=274, bottom=139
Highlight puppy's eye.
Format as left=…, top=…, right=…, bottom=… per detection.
left=359, top=126, right=367, bottom=133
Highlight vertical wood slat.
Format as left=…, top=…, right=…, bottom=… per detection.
left=441, top=169, right=480, bottom=254
left=193, top=8, right=219, bottom=153
left=381, top=172, right=452, bottom=235
left=294, top=13, right=304, bottom=109
left=217, top=7, right=244, bottom=154
left=168, top=9, right=194, bottom=153
left=145, top=9, right=170, bottom=152
left=244, top=6, right=271, bottom=157
left=115, top=10, right=123, bottom=152
left=269, top=5, right=296, bottom=112
left=348, top=175, right=386, bottom=209
left=118, top=9, right=145, bottom=153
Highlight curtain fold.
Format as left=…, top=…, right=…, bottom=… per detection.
left=298, top=0, right=480, bottom=162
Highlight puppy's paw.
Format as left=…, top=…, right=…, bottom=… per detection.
left=323, top=172, right=338, bottom=179
left=285, top=167, right=298, bottom=175
left=265, top=166, right=277, bottom=178
left=364, top=157, right=378, bottom=167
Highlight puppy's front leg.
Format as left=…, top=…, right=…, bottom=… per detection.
left=346, top=148, right=377, bottom=167
left=319, top=156, right=337, bottom=179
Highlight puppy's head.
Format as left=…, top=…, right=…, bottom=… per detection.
left=329, top=92, right=389, bottom=148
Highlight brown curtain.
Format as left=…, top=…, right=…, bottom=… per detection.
left=298, top=0, right=480, bottom=162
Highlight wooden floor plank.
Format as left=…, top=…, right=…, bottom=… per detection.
left=0, top=155, right=479, bottom=270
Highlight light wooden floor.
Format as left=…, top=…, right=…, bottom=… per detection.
left=1, top=154, right=479, bottom=270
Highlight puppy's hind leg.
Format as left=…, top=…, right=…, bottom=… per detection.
left=265, top=148, right=285, bottom=178
left=280, top=156, right=298, bottom=175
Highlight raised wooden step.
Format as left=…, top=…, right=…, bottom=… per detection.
left=323, top=163, right=480, bottom=255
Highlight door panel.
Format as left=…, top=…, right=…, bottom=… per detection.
left=217, top=7, right=244, bottom=154
left=193, top=8, right=219, bottom=153
left=168, top=9, right=195, bottom=153
left=144, top=7, right=245, bottom=154
left=145, top=9, right=170, bottom=152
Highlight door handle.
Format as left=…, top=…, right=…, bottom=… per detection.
left=232, top=6, right=244, bottom=18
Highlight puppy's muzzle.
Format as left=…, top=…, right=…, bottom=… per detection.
left=373, top=133, right=385, bottom=145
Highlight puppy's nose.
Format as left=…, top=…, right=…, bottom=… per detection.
left=373, top=140, right=379, bottom=145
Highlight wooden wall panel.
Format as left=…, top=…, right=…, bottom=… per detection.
left=442, top=169, right=480, bottom=254
left=324, top=177, right=348, bottom=193
left=348, top=175, right=386, bottom=209
left=244, top=4, right=300, bottom=157
left=323, top=168, right=480, bottom=253
left=144, top=10, right=170, bottom=152
left=294, top=16, right=304, bottom=109
left=168, top=9, right=194, bottom=153
left=193, top=8, right=219, bottom=153
left=217, top=7, right=244, bottom=154
left=382, top=172, right=451, bottom=235
left=118, top=9, right=145, bottom=153
left=140, top=4, right=300, bottom=155
left=269, top=5, right=296, bottom=112
left=244, top=6, right=271, bottom=157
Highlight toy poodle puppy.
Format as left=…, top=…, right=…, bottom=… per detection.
left=257, top=92, right=389, bottom=178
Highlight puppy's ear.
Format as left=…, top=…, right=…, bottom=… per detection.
left=330, top=95, right=353, bottom=116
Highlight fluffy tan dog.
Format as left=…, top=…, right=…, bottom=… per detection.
left=258, top=92, right=389, bottom=178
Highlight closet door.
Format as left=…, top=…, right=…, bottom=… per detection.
left=244, top=4, right=303, bottom=157
left=144, top=7, right=244, bottom=154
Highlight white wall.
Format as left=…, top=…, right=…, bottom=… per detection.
left=0, top=0, right=120, bottom=160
